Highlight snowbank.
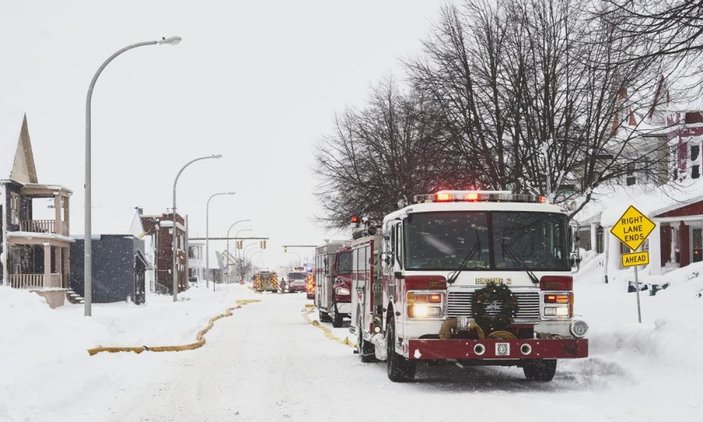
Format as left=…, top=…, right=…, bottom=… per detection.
left=0, top=284, right=255, bottom=421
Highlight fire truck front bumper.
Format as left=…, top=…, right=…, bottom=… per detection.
left=406, top=338, right=588, bottom=361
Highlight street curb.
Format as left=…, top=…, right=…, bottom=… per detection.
left=87, top=299, right=261, bottom=356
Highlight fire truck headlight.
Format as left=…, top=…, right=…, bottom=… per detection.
left=408, top=304, right=441, bottom=318
left=541, top=291, right=573, bottom=319
left=543, top=306, right=569, bottom=317
left=570, top=319, right=589, bottom=338
left=335, top=287, right=350, bottom=296
left=406, top=290, right=445, bottom=319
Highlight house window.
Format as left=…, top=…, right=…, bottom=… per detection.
left=693, top=228, right=703, bottom=263
left=691, top=144, right=700, bottom=179
left=596, top=227, right=604, bottom=253
left=10, top=192, right=20, bottom=225
left=626, top=163, right=636, bottom=186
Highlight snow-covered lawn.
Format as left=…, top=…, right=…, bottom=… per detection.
left=1, top=261, right=702, bottom=421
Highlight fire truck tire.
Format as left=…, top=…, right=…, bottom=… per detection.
left=331, top=302, right=343, bottom=328
left=319, top=310, right=332, bottom=322
left=358, top=316, right=376, bottom=363
left=386, top=317, right=415, bottom=382
left=523, top=359, right=557, bottom=381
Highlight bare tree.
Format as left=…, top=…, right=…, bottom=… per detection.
left=598, top=0, right=703, bottom=60
left=233, top=257, right=251, bottom=282
left=314, top=80, right=460, bottom=228
left=409, top=0, right=670, bottom=213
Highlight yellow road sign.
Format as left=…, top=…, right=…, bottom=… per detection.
left=610, top=205, right=655, bottom=251
left=622, top=251, right=649, bottom=267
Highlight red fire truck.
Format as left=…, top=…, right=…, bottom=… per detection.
left=314, top=241, right=353, bottom=327
left=350, top=190, right=588, bottom=382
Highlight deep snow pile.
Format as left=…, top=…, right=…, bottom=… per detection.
left=0, top=284, right=254, bottom=421
left=573, top=255, right=703, bottom=384
left=1, top=262, right=702, bottom=421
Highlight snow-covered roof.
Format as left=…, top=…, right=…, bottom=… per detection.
left=0, top=112, right=25, bottom=180
left=575, top=181, right=703, bottom=227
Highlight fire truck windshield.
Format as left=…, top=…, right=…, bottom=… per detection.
left=288, top=273, right=307, bottom=280
left=404, top=211, right=570, bottom=271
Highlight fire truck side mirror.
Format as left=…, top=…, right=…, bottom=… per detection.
left=569, top=252, right=581, bottom=272
left=381, top=253, right=391, bottom=267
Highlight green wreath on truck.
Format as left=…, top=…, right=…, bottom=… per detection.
left=471, top=282, right=519, bottom=333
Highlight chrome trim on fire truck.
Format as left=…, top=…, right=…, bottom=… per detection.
left=447, top=290, right=540, bottom=322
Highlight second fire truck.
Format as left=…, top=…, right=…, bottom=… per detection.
left=350, top=190, right=588, bottom=382
left=313, top=241, right=353, bottom=327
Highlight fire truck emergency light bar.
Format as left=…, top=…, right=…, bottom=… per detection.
left=413, top=190, right=548, bottom=204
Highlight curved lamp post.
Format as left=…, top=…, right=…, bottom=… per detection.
left=233, top=228, right=253, bottom=260
left=206, top=192, right=236, bottom=289
left=226, top=219, right=251, bottom=259
left=172, top=154, right=222, bottom=302
left=84, top=36, right=181, bottom=317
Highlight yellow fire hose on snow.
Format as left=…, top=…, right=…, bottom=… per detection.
left=301, top=304, right=355, bottom=349
left=87, top=299, right=260, bottom=356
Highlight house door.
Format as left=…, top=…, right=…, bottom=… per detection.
left=692, top=227, right=703, bottom=263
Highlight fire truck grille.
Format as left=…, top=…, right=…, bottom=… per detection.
left=447, top=290, right=540, bottom=321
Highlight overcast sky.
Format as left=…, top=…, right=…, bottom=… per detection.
left=0, top=0, right=450, bottom=269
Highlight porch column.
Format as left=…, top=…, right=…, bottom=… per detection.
left=607, top=226, right=621, bottom=274
left=54, top=194, right=61, bottom=235
left=63, top=246, right=70, bottom=289
left=648, top=220, right=662, bottom=275
left=63, top=195, right=70, bottom=235
left=590, top=223, right=598, bottom=252
left=43, top=242, right=51, bottom=288
left=54, top=246, right=61, bottom=279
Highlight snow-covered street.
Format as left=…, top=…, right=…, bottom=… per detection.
left=3, top=274, right=700, bottom=422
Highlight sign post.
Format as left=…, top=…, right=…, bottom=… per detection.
left=610, top=205, right=656, bottom=323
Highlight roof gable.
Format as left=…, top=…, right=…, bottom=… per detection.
left=0, top=113, right=38, bottom=183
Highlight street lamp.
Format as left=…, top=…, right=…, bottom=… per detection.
left=242, top=245, right=262, bottom=274
left=206, top=191, right=236, bottom=290
left=172, top=154, right=222, bottom=302
left=226, top=219, right=251, bottom=264
left=233, top=228, right=253, bottom=259
left=84, top=36, right=181, bottom=317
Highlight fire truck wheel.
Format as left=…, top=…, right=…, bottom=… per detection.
left=319, top=309, right=332, bottom=322
left=523, top=359, right=557, bottom=381
left=386, top=317, right=416, bottom=382
left=331, top=302, right=343, bottom=328
left=358, top=316, right=376, bottom=363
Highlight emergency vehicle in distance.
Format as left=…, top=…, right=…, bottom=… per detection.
left=287, top=267, right=309, bottom=293
left=350, top=190, right=589, bottom=382
left=253, top=271, right=279, bottom=293
left=313, top=241, right=353, bottom=327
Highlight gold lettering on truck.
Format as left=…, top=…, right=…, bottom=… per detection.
left=475, top=277, right=512, bottom=285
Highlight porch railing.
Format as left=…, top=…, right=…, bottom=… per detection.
left=19, top=220, right=68, bottom=236
left=8, top=273, right=63, bottom=289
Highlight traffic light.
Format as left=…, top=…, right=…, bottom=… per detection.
left=284, top=246, right=288, bottom=253
left=236, top=240, right=243, bottom=249
left=260, top=240, right=267, bottom=249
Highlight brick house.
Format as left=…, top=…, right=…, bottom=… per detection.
left=141, top=213, right=187, bottom=294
